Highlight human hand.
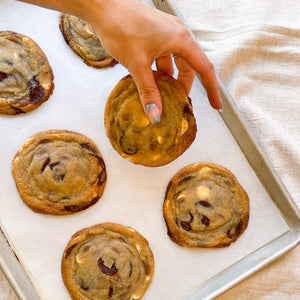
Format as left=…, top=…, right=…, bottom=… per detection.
left=84, top=0, right=221, bottom=123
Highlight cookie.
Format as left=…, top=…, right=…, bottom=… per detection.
left=104, top=71, right=197, bottom=167
left=11, top=130, right=107, bottom=215
left=59, top=13, right=117, bottom=68
left=61, top=223, right=154, bottom=300
left=0, top=31, right=54, bottom=115
left=163, top=162, right=249, bottom=247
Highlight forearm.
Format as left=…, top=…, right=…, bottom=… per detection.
left=16, top=0, right=109, bottom=23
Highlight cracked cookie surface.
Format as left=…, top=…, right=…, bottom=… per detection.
left=11, top=130, right=107, bottom=215
left=163, top=162, right=249, bottom=247
left=59, top=13, right=117, bottom=68
left=0, top=31, right=54, bottom=115
left=104, top=71, right=197, bottom=167
left=61, top=223, right=154, bottom=300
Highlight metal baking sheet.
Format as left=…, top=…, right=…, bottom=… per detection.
left=0, top=0, right=299, bottom=299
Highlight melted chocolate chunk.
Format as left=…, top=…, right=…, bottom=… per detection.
left=80, top=281, right=90, bottom=291
left=64, top=196, right=99, bottom=212
left=227, top=220, right=243, bottom=238
left=180, top=213, right=194, bottom=232
left=27, top=77, right=45, bottom=104
left=65, top=243, right=78, bottom=258
left=201, top=215, right=210, bottom=227
left=183, top=103, right=193, bottom=115
left=10, top=106, right=24, bottom=115
left=129, top=261, right=132, bottom=277
left=97, top=171, right=106, bottom=186
left=119, top=136, right=138, bottom=155
left=108, top=286, right=114, bottom=297
left=98, top=257, right=118, bottom=276
left=178, top=175, right=194, bottom=186
left=80, top=143, right=98, bottom=154
left=180, top=220, right=192, bottom=231
left=0, top=72, right=8, bottom=82
left=196, top=200, right=213, bottom=208
left=49, top=161, right=60, bottom=170
left=41, top=157, right=50, bottom=172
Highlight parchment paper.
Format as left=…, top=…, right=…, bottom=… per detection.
left=0, top=1, right=288, bottom=299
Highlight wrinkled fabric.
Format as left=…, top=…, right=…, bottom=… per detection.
left=174, top=0, right=300, bottom=298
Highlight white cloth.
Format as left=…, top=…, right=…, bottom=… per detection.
left=174, top=0, right=300, bottom=298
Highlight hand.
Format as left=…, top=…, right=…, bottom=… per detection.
left=86, top=0, right=221, bottom=123
left=18, top=0, right=221, bottom=122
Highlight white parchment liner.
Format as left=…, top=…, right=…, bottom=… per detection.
left=0, top=1, right=288, bottom=299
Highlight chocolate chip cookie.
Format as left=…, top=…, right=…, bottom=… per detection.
left=11, top=130, right=107, bottom=215
left=0, top=31, right=54, bottom=115
left=163, top=162, right=249, bottom=247
left=104, top=71, right=197, bottom=167
left=61, top=223, right=154, bottom=300
left=59, top=13, right=117, bottom=68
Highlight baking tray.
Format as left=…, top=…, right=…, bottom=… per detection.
left=0, top=0, right=299, bottom=299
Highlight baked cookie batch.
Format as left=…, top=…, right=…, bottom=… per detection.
left=2, top=12, right=250, bottom=300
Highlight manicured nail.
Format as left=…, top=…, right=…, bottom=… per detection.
left=146, top=103, right=161, bottom=124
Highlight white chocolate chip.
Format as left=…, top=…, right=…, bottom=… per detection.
left=196, top=185, right=210, bottom=199
left=181, top=119, right=189, bottom=135
left=199, top=167, right=212, bottom=173
left=157, top=135, right=163, bottom=144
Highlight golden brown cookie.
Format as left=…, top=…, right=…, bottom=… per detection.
left=11, top=130, right=107, bottom=215
left=104, top=71, right=197, bottom=167
left=61, top=223, right=154, bottom=300
left=59, top=13, right=117, bottom=68
left=163, top=162, right=249, bottom=247
left=0, top=31, right=54, bottom=115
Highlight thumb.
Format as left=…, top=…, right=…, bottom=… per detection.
left=131, top=69, right=162, bottom=124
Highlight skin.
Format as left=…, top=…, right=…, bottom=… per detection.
left=17, top=0, right=221, bottom=122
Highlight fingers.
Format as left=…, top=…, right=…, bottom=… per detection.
left=173, top=55, right=195, bottom=94
left=178, top=37, right=221, bottom=110
left=130, top=66, right=162, bottom=124
left=156, top=55, right=174, bottom=77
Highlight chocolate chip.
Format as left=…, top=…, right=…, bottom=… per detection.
left=149, top=140, right=158, bottom=151
left=129, top=261, right=132, bottom=277
left=49, top=161, right=60, bottom=170
left=65, top=243, right=78, bottom=258
left=10, top=106, right=24, bottom=115
left=108, top=286, right=114, bottom=297
left=41, top=157, right=50, bottom=172
left=178, top=176, right=194, bottom=186
left=64, top=196, right=99, bottom=212
left=201, top=215, right=210, bottom=227
left=80, top=281, right=90, bottom=291
left=180, top=221, right=192, bottom=231
left=98, top=257, right=118, bottom=276
left=227, top=220, right=243, bottom=238
left=27, top=77, right=44, bottom=104
left=80, top=143, right=98, bottom=154
left=0, top=72, right=8, bottom=82
left=4, top=61, right=13, bottom=66
left=97, top=171, right=106, bottom=186
left=119, top=136, right=138, bottom=155
left=183, top=103, right=193, bottom=115
left=180, top=213, right=194, bottom=231
left=196, top=200, right=213, bottom=208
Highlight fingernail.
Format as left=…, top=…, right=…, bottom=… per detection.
left=146, top=103, right=161, bottom=124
